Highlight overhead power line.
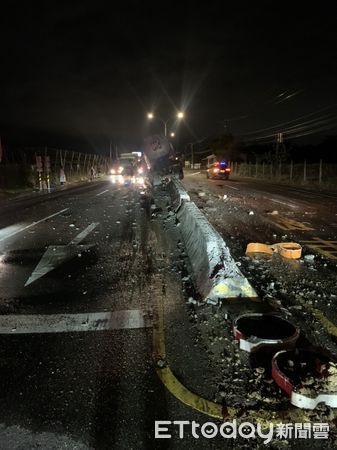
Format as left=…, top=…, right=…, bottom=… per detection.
left=240, top=103, right=337, bottom=138
left=245, top=114, right=337, bottom=143
left=240, top=104, right=337, bottom=144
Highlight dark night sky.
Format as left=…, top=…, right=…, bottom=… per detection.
left=1, top=1, right=337, bottom=152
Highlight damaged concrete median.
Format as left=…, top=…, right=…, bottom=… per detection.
left=169, top=176, right=258, bottom=305
left=152, top=174, right=337, bottom=437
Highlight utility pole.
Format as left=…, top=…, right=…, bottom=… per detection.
left=191, top=143, right=194, bottom=168
left=275, top=132, right=285, bottom=151
left=275, top=132, right=286, bottom=170
left=186, top=138, right=207, bottom=169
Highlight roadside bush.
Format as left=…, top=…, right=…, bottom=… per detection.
left=0, top=164, right=35, bottom=189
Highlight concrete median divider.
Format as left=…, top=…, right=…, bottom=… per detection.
left=168, top=177, right=258, bottom=304
left=168, top=177, right=191, bottom=211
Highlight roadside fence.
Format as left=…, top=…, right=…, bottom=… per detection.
left=0, top=147, right=110, bottom=189
left=231, top=160, right=337, bottom=187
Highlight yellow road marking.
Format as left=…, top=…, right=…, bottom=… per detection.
left=298, top=298, right=337, bottom=339
left=301, top=237, right=337, bottom=260
left=155, top=366, right=224, bottom=419
left=152, top=275, right=311, bottom=424
left=152, top=278, right=223, bottom=417
left=268, top=216, right=314, bottom=231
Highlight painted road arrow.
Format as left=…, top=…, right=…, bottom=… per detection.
left=25, top=223, right=99, bottom=286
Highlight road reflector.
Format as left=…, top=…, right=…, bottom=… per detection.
left=246, top=242, right=302, bottom=259
left=246, top=243, right=273, bottom=255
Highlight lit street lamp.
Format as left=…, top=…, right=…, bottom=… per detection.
left=170, top=132, right=175, bottom=137
left=147, top=111, right=184, bottom=136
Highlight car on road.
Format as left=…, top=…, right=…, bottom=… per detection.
left=206, top=161, right=231, bottom=180
left=110, top=157, right=136, bottom=176
left=110, top=158, right=149, bottom=188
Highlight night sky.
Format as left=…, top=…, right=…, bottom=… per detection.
left=1, top=1, right=337, bottom=152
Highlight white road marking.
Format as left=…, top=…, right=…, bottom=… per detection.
left=69, top=222, right=99, bottom=245
left=25, top=223, right=99, bottom=286
left=0, top=310, right=152, bottom=334
left=270, top=198, right=298, bottom=209
left=96, top=189, right=110, bottom=196
left=226, top=185, right=239, bottom=190
left=24, top=244, right=93, bottom=286
left=186, top=172, right=201, bottom=176
left=285, top=188, right=337, bottom=200
left=0, top=208, right=69, bottom=243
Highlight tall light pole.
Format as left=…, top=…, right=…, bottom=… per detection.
left=185, top=142, right=196, bottom=168
left=163, top=119, right=168, bottom=137
left=147, top=111, right=184, bottom=136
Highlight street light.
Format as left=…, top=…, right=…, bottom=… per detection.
left=146, top=111, right=184, bottom=136
left=170, top=132, right=175, bottom=137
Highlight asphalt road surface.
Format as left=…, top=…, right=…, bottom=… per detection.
left=181, top=171, right=337, bottom=448
left=0, top=180, right=215, bottom=450
left=183, top=171, right=337, bottom=332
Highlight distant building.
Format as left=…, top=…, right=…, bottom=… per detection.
left=202, top=154, right=217, bottom=168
